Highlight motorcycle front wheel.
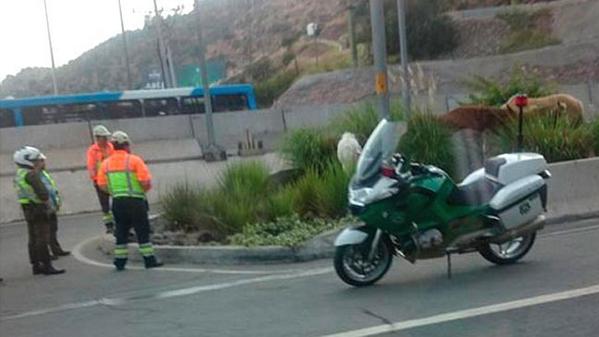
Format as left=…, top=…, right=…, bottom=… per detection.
left=478, top=232, right=536, bottom=265
left=334, top=239, right=393, bottom=287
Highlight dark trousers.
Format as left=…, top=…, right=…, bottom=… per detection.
left=23, top=205, right=51, bottom=266
left=112, top=197, right=151, bottom=247
left=48, top=212, right=64, bottom=254
left=94, top=183, right=111, bottom=214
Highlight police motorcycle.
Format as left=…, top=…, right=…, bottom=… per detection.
left=333, top=118, right=551, bottom=287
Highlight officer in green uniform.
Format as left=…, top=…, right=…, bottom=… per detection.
left=14, top=146, right=65, bottom=275
left=40, top=159, right=70, bottom=259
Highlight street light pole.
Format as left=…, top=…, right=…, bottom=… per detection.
left=369, top=0, right=390, bottom=119
left=43, top=0, right=58, bottom=95
left=397, top=0, right=411, bottom=118
left=194, top=0, right=226, bottom=161
left=118, top=0, right=133, bottom=89
left=153, top=0, right=170, bottom=88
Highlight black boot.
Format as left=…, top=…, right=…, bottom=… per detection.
left=52, top=249, right=71, bottom=257
left=143, top=256, right=164, bottom=269
left=113, top=258, right=127, bottom=271
left=32, top=263, right=43, bottom=275
left=40, top=264, right=65, bottom=275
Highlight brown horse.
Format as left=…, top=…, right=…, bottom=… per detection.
left=438, top=106, right=514, bottom=132
left=502, top=93, right=585, bottom=124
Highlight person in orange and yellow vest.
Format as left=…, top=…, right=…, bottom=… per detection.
left=97, top=131, right=163, bottom=271
left=87, top=125, right=115, bottom=233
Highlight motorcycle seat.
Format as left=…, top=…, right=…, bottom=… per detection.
left=448, top=178, right=502, bottom=207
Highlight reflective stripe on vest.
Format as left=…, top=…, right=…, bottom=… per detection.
left=105, top=155, right=146, bottom=199
left=14, top=168, right=43, bottom=204
left=41, top=170, right=61, bottom=209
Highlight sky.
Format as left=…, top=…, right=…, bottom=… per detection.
left=0, top=0, right=194, bottom=82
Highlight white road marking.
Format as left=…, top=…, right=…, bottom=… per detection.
left=71, top=236, right=314, bottom=275
left=319, top=284, right=599, bottom=337
left=540, top=223, right=599, bottom=238
left=0, top=267, right=333, bottom=322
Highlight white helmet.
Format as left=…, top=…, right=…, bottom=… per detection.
left=14, top=146, right=46, bottom=168
left=111, top=130, right=131, bottom=145
left=93, top=125, right=111, bottom=137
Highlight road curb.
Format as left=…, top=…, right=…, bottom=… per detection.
left=97, top=229, right=341, bottom=265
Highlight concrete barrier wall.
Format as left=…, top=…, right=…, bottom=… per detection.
left=1, top=154, right=597, bottom=224
left=546, top=157, right=599, bottom=220
left=0, top=153, right=287, bottom=223
left=0, top=121, right=92, bottom=153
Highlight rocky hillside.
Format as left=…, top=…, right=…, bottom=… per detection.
left=0, top=0, right=349, bottom=98
left=0, top=0, right=588, bottom=99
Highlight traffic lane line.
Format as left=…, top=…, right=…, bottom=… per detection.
left=0, top=266, right=333, bottom=322
left=4, top=220, right=599, bottom=323
left=318, top=284, right=599, bottom=337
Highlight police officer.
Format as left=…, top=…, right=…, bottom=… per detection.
left=40, top=158, right=70, bottom=258
left=87, top=125, right=115, bottom=233
left=97, top=131, right=163, bottom=270
left=13, top=146, right=65, bottom=275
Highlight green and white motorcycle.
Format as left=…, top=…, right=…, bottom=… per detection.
left=334, top=119, right=551, bottom=287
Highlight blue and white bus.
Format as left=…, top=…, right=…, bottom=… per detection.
left=0, top=84, right=257, bottom=128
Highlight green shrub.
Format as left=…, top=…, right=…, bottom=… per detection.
left=160, top=182, right=207, bottom=233
left=353, top=0, right=458, bottom=60
left=314, top=162, right=350, bottom=219
left=255, top=70, right=299, bottom=107
left=591, top=119, right=599, bottom=154
left=332, top=100, right=404, bottom=144
left=398, top=113, right=456, bottom=177
left=465, top=67, right=555, bottom=106
left=160, top=183, right=223, bottom=234
left=490, top=113, right=593, bottom=162
left=496, top=8, right=560, bottom=54
left=246, top=58, right=275, bottom=82
left=282, top=50, right=296, bottom=66
left=217, top=161, right=270, bottom=196
left=228, top=214, right=344, bottom=247
left=290, top=167, right=322, bottom=217
left=280, top=128, right=336, bottom=173
left=499, top=29, right=560, bottom=54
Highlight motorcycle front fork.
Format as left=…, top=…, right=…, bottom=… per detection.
left=367, top=229, right=383, bottom=261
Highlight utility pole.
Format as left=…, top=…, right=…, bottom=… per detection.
left=43, top=0, right=58, bottom=95
left=397, top=0, right=411, bottom=118
left=369, top=0, right=390, bottom=119
left=195, top=0, right=226, bottom=161
left=118, top=0, right=132, bottom=89
left=153, top=0, right=170, bottom=88
left=348, top=4, right=358, bottom=68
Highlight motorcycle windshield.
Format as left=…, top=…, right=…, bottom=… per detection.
left=354, top=119, right=404, bottom=185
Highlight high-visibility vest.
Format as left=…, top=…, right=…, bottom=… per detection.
left=41, top=170, right=61, bottom=210
left=104, top=155, right=146, bottom=199
left=14, top=168, right=43, bottom=204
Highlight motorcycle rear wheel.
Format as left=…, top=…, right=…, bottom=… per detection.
left=478, top=232, right=536, bottom=265
left=334, top=240, right=393, bottom=287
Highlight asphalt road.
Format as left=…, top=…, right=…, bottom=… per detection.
left=1, top=213, right=599, bottom=337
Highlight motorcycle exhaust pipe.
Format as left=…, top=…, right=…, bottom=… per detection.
left=488, top=215, right=546, bottom=244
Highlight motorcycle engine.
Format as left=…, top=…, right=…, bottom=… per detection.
left=416, top=229, right=444, bottom=249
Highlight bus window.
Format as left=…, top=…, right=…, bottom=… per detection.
left=22, top=105, right=61, bottom=125
left=213, top=94, right=248, bottom=112
left=61, top=103, right=97, bottom=123
left=0, top=108, right=16, bottom=128
left=144, top=98, right=179, bottom=117
left=98, top=100, right=142, bottom=119
left=181, top=97, right=206, bottom=114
